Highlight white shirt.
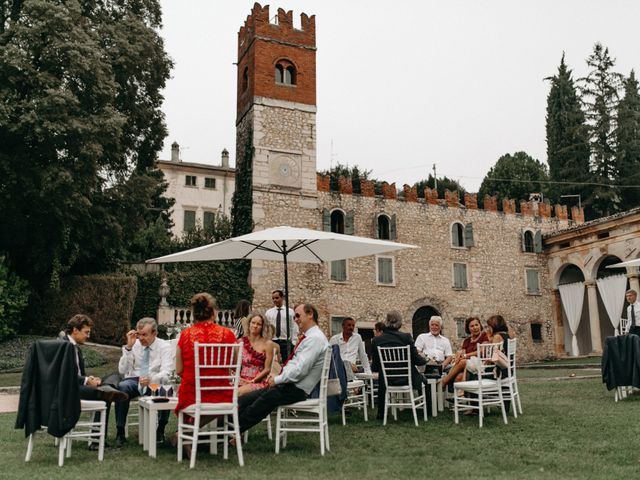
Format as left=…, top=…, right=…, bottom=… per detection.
left=627, top=302, right=640, bottom=327
left=66, top=334, right=87, bottom=384
left=265, top=306, right=299, bottom=343
left=275, top=325, right=328, bottom=394
left=118, top=337, right=173, bottom=383
left=329, top=332, right=371, bottom=374
left=414, top=332, right=453, bottom=362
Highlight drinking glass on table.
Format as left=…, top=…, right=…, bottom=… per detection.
left=149, top=375, right=160, bottom=397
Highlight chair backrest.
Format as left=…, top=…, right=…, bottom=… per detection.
left=506, top=338, right=517, bottom=379
left=317, top=348, right=333, bottom=402
left=619, top=317, right=630, bottom=336
left=378, top=346, right=413, bottom=389
left=193, top=343, right=242, bottom=405
left=476, top=342, right=504, bottom=379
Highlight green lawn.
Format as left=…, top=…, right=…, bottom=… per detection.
left=3, top=377, right=640, bottom=479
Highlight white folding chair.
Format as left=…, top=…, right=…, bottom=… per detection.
left=341, top=379, right=368, bottom=425
left=378, top=345, right=427, bottom=427
left=453, top=342, right=508, bottom=428
left=502, top=338, right=522, bottom=417
left=177, top=343, right=243, bottom=468
left=25, top=400, right=107, bottom=467
left=275, top=348, right=332, bottom=455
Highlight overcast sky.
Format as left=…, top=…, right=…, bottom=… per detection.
left=158, top=0, right=640, bottom=192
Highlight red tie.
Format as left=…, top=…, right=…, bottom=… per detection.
left=284, top=335, right=305, bottom=366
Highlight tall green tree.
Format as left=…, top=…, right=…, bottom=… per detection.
left=413, top=175, right=466, bottom=199
left=0, top=0, right=173, bottom=289
left=478, top=152, right=550, bottom=204
left=580, top=42, right=623, bottom=218
left=615, top=70, right=640, bottom=209
left=545, top=53, right=591, bottom=205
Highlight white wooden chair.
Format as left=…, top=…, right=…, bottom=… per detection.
left=177, top=343, right=243, bottom=468
left=378, top=345, right=427, bottom=426
left=25, top=400, right=107, bottom=467
left=614, top=320, right=633, bottom=401
left=502, top=338, right=523, bottom=417
left=275, top=348, right=332, bottom=455
left=341, top=379, right=368, bottom=425
left=453, top=342, right=508, bottom=428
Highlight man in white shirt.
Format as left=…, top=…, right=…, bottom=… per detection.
left=238, top=303, right=328, bottom=433
left=625, top=289, right=640, bottom=335
left=415, top=316, right=453, bottom=370
left=114, top=317, right=173, bottom=446
left=329, top=317, right=371, bottom=380
left=265, top=289, right=298, bottom=359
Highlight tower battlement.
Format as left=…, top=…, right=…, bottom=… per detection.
left=238, top=3, right=316, bottom=59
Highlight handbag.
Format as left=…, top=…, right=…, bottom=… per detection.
left=327, top=378, right=342, bottom=396
left=491, top=347, right=509, bottom=369
left=465, top=356, right=483, bottom=374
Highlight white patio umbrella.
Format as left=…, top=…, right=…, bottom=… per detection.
left=606, top=258, right=640, bottom=269
left=147, top=225, right=418, bottom=342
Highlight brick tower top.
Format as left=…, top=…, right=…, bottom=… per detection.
left=236, top=3, right=317, bottom=120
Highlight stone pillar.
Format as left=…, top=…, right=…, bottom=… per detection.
left=553, top=290, right=565, bottom=355
left=628, top=273, right=640, bottom=294
left=585, top=282, right=602, bottom=354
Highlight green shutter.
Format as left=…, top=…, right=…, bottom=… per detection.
left=390, top=214, right=397, bottom=240
left=464, top=223, right=474, bottom=247
left=534, top=230, right=543, bottom=253
left=322, top=208, right=331, bottom=232
left=345, top=210, right=355, bottom=235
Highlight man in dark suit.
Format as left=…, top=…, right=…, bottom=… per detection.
left=371, top=310, right=427, bottom=420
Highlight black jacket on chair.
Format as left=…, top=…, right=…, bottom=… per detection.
left=371, top=329, right=426, bottom=388
left=15, top=340, right=81, bottom=438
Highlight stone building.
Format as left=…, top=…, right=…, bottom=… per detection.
left=232, top=3, right=585, bottom=361
left=157, top=141, right=235, bottom=237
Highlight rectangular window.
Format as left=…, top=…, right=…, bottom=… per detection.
left=455, top=317, right=467, bottom=339
left=330, top=259, right=347, bottom=282
left=526, top=269, right=540, bottom=295
left=330, top=316, right=347, bottom=336
left=452, top=263, right=468, bottom=289
left=376, top=256, right=395, bottom=286
left=203, top=211, right=215, bottom=229
left=183, top=210, right=196, bottom=232
left=204, top=177, right=216, bottom=189
left=185, top=175, right=197, bottom=186
left=531, top=323, right=543, bottom=342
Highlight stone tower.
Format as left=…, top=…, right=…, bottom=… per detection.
left=235, top=3, right=319, bottom=301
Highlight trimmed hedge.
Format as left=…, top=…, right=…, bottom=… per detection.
left=30, top=275, right=137, bottom=346
left=132, top=260, right=253, bottom=322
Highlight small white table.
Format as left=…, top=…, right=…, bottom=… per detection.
left=355, top=372, right=378, bottom=409
left=138, top=396, right=178, bottom=458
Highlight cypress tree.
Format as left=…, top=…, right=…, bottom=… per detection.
left=580, top=43, right=623, bottom=218
left=615, top=70, right=640, bottom=209
left=545, top=54, right=591, bottom=206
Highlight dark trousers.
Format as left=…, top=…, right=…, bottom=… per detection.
left=274, top=339, right=293, bottom=361
left=238, top=383, right=306, bottom=433
left=629, top=326, right=640, bottom=336
left=115, top=377, right=168, bottom=430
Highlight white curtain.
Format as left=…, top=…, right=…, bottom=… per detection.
left=596, top=274, right=628, bottom=335
left=559, top=282, right=585, bottom=356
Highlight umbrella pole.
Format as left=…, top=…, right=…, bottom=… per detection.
left=283, top=241, right=291, bottom=347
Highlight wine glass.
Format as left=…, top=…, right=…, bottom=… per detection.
left=149, top=375, right=160, bottom=397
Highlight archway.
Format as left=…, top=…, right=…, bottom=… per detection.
left=412, top=306, right=440, bottom=339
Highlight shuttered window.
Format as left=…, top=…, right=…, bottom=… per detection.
left=453, top=263, right=468, bottom=289
left=330, top=260, right=347, bottom=282
left=526, top=269, right=540, bottom=294
left=183, top=210, right=196, bottom=232
left=377, top=256, right=394, bottom=285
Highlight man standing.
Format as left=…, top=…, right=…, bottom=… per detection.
left=414, top=316, right=453, bottom=370
left=238, top=303, right=328, bottom=433
left=114, top=317, right=173, bottom=446
left=625, top=289, right=640, bottom=335
left=329, top=317, right=371, bottom=380
left=265, top=289, right=298, bottom=359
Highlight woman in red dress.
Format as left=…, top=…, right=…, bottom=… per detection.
left=237, top=313, right=275, bottom=396
left=175, top=292, right=237, bottom=416
left=440, top=316, right=488, bottom=387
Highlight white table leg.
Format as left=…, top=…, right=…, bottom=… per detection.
left=430, top=381, right=437, bottom=417
left=138, top=402, right=144, bottom=446
left=149, top=408, right=158, bottom=458
left=142, top=403, right=150, bottom=452
left=437, top=382, right=444, bottom=412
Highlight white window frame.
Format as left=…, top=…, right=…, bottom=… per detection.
left=329, top=259, right=349, bottom=283
left=452, top=262, right=469, bottom=290
left=523, top=228, right=535, bottom=254
left=376, top=255, right=396, bottom=286
left=525, top=268, right=541, bottom=295
left=330, top=208, right=346, bottom=235
left=377, top=213, right=391, bottom=240
left=450, top=221, right=466, bottom=249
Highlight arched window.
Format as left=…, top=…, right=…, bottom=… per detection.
left=275, top=60, right=297, bottom=85
left=523, top=230, right=534, bottom=253
left=242, top=67, right=248, bottom=92
left=331, top=209, right=345, bottom=234
left=377, top=214, right=390, bottom=240
left=451, top=222, right=464, bottom=247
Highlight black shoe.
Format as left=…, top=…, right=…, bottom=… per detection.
left=96, top=385, right=129, bottom=403
left=88, top=441, right=109, bottom=451
left=115, top=434, right=127, bottom=447
left=156, top=433, right=165, bottom=444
